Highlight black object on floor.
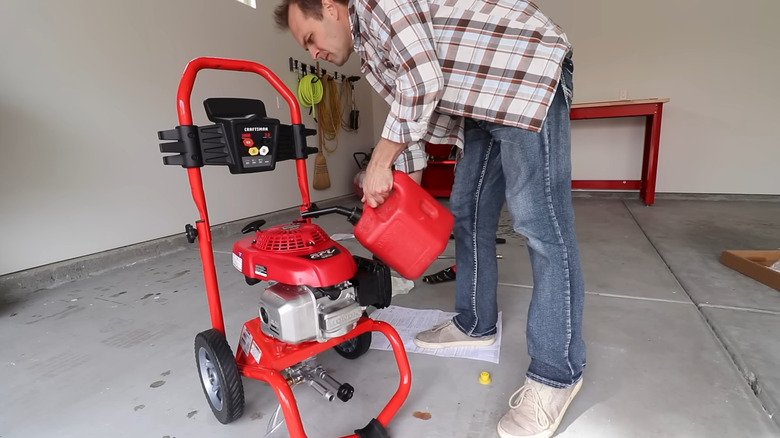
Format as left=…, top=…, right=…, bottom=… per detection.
left=422, top=266, right=457, bottom=284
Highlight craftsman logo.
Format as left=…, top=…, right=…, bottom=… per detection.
left=302, top=246, right=340, bottom=260
left=244, top=126, right=269, bottom=132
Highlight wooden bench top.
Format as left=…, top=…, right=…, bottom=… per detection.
left=572, top=98, right=670, bottom=110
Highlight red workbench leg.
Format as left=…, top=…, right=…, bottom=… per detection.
left=641, top=105, right=664, bottom=205
left=640, top=116, right=650, bottom=202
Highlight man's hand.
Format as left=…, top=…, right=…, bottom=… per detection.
left=361, top=138, right=408, bottom=208
left=362, top=166, right=394, bottom=208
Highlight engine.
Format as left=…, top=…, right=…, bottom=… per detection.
left=258, top=281, right=364, bottom=344
left=253, top=254, right=392, bottom=344
left=232, top=220, right=392, bottom=344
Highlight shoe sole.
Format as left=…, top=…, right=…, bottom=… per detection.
left=413, top=337, right=496, bottom=349
left=496, top=378, right=583, bottom=438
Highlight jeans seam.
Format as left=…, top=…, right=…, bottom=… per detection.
left=526, top=371, right=580, bottom=389
left=466, top=139, right=494, bottom=335
left=542, top=125, right=575, bottom=378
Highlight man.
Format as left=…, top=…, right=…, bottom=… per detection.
left=275, top=1, right=585, bottom=437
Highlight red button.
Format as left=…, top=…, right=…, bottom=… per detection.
left=243, top=138, right=254, bottom=147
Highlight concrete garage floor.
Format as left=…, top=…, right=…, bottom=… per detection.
left=1, top=196, right=779, bottom=437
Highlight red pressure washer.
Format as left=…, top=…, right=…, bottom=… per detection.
left=157, top=57, right=447, bottom=438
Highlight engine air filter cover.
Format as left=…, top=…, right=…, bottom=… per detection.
left=254, top=223, right=330, bottom=252
left=232, top=222, right=357, bottom=287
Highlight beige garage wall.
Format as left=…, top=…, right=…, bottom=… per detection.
left=0, top=0, right=377, bottom=276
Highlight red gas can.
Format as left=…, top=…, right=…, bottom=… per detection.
left=354, top=171, right=454, bottom=279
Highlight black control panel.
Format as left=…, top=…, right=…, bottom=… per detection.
left=239, top=126, right=275, bottom=170
left=159, top=98, right=318, bottom=172
left=205, top=98, right=279, bottom=174
left=216, top=114, right=280, bottom=174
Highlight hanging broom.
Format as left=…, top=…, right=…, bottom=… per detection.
left=312, top=100, right=331, bottom=190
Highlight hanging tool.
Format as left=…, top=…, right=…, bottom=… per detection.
left=312, top=62, right=331, bottom=190
left=341, top=76, right=360, bottom=131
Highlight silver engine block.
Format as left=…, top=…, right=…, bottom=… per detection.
left=258, top=281, right=364, bottom=344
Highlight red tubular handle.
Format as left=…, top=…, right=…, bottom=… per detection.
left=176, top=57, right=301, bottom=125
left=173, top=57, right=313, bottom=334
left=176, top=57, right=311, bottom=211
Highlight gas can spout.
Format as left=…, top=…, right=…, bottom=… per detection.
left=301, top=206, right=362, bottom=225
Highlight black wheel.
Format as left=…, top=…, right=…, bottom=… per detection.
left=194, top=329, right=244, bottom=424
left=334, top=330, right=372, bottom=359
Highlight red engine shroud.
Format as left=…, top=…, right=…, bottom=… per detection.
left=233, top=222, right=358, bottom=287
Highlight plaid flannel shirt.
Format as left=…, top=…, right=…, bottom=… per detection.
left=349, top=0, right=571, bottom=172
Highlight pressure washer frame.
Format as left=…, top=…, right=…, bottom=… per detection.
left=162, top=57, right=411, bottom=438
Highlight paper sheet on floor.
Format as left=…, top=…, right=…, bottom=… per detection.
left=369, top=306, right=502, bottom=364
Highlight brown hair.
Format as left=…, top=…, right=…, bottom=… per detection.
left=274, top=0, right=349, bottom=29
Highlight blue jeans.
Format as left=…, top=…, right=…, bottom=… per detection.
left=450, top=58, right=586, bottom=388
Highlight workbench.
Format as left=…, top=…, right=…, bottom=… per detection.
left=571, top=98, right=670, bottom=205
left=421, top=98, right=670, bottom=205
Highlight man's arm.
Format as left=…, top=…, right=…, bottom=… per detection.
left=359, top=0, right=443, bottom=206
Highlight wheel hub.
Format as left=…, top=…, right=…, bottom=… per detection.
left=198, top=347, right=224, bottom=410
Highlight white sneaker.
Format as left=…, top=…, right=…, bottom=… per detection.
left=413, top=320, right=496, bottom=349
left=497, top=378, right=583, bottom=438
